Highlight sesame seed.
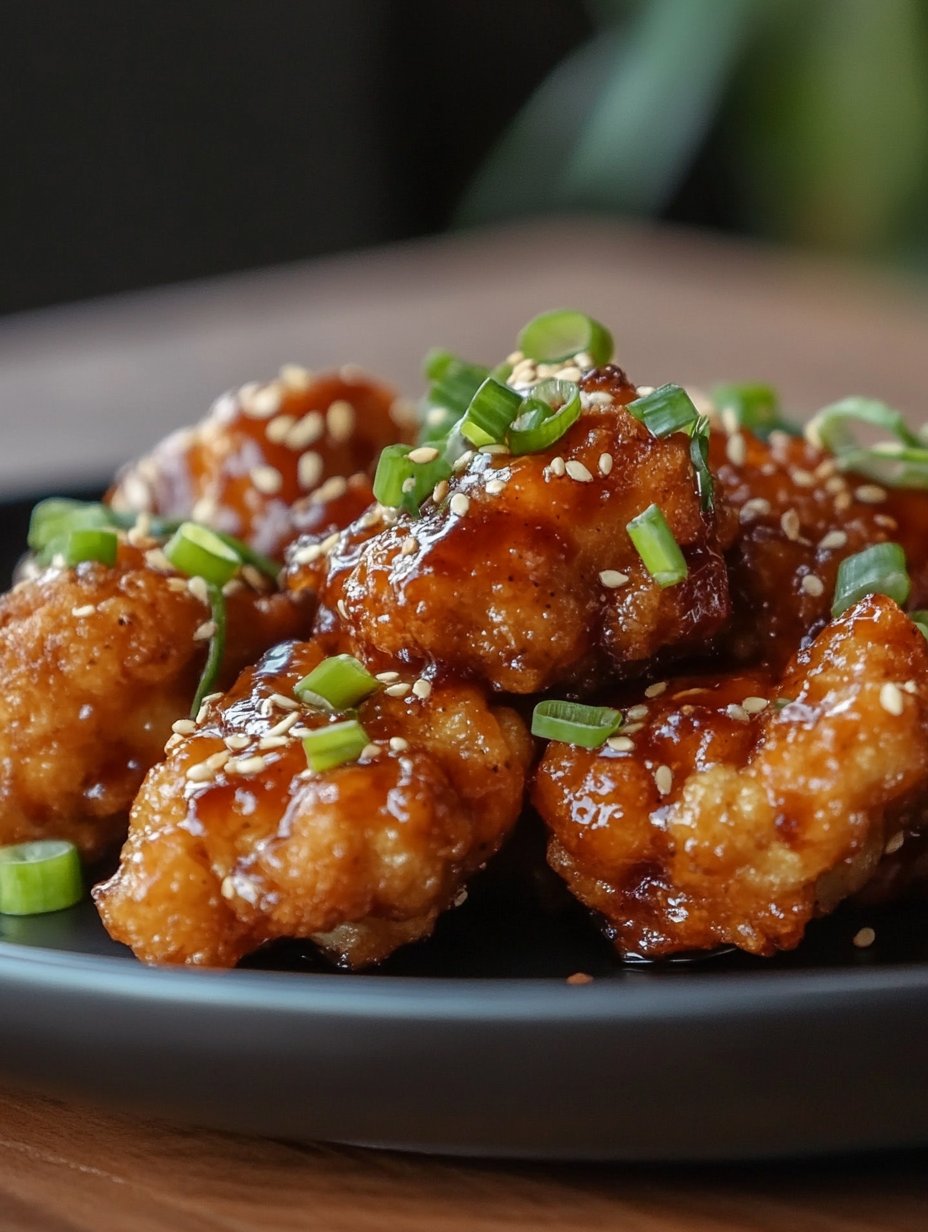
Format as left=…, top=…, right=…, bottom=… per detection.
left=145, top=548, right=173, bottom=573
left=190, top=495, right=219, bottom=523
left=224, top=733, right=251, bottom=751
left=598, top=453, right=614, bottom=476
left=903, top=680, right=918, bottom=695
left=408, top=445, right=440, bottom=464
left=297, top=452, right=324, bottom=490
left=205, top=750, right=230, bottom=772
left=855, top=484, right=887, bottom=504
left=626, top=704, right=649, bottom=721
left=790, top=468, right=816, bottom=487
left=549, top=456, right=567, bottom=477
left=479, top=444, right=509, bottom=456
left=554, top=365, right=582, bottom=382
left=167, top=577, right=189, bottom=593
left=825, top=475, right=847, bottom=494
left=412, top=679, right=432, bottom=700
left=384, top=683, right=411, bottom=698
left=390, top=397, right=418, bottom=428
left=880, top=682, right=905, bottom=716
left=185, top=762, right=214, bottom=782
left=194, top=620, right=217, bottom=641
left=266, top=414, right=296, bottom=444
left=313, top=476, right=349, bottom=506
left=741, top=696, right=769, bottom=714
left=780, top=509, right=801, bottom=541
left=587, top=391, right=613, bottom=406
left=452, top=451, right=474, bottom=474
left=389, top=736, right=409, bottom=752
left=279, top=362, right=313, bottom=390
left=485, top=479, right=506, bottom=495
left=269, top=692, right=300, bottom=711
left=506, top=350, right=524, bottom=365
left=726, top=703, right=749, bottom=722
left=360, top=742, right=382, bottom=760
left=164, top=734, right=183, bottom=752
left=884, top=831, right=905, bottom=855
left=401, top=477, right=416, bottom=494
left=292, top=543, right=324, bottom=566
left=818, top=530, right=847, bottom=551
left=720, top=408, right=739, bottom=436
left=815, top=458, right=838, bottom=479
left=800, top=574, right=824, bottom=597
left=241, top=565, right=267, bottom=591
left=644, top=682, right=668, bottom=698
left=599, top=570, right=630, bottom=589
left=565, top=460, right=594, bottom=483
left=654, top=765, right=673, bottom=796
left=740, top=498, right=771, bottom=523
left=285, top=412, right=325, bottom=450
left=326, top=400, right=355, bottom=441
left=622, top=722, right=644, bottom=735
left=375, top=671, right=400, bottom=682
left=187, top=576, right=210, bottom=605
left=321, top=531, right=341, bottom=551
left=226, top=755, right=268, bottom=776
left=834, top=492, right=852, bottom=512
left=606, top=736, right=634, bottom=752
left=449, top=493, right=470, bottom=516
left=71, top=604, right=96, bottom=618
left=452, top=887, right=469, bottom=908
left=432, top=479, right=450, bottom=504
left=426, top=407, right=448, bottom=427
left=852, top=927, right=876, bottom=949
left=726, top=433, right=746, bottom=466
left=243, top=384, right=282, bottom=419
left=266, top=711, right=300, bottom=738
left=172, top=719, right=197, bottom=735
left=258, top=735, right=291, bottom=752
left=874, top=514, right=897, bottom=530
left=399, top=536, right=418, bottom=557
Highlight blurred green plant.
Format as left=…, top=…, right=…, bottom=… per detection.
left=459, top=0, right=928, bottom=266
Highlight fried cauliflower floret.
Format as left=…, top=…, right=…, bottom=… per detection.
left=533, top=594, right=928, bottom=958
left=108, top=368, right=410, bottom=559
left=94, top=639, right=532, bottom=968
left=710, top=425, right=928, bottom=666
left=285, top=367, right=734, bottom=694
left=0, top=542, right=309, bottom=860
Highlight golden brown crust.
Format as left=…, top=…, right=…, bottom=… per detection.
left=94, top=640, right=532, bottom=968
left=0, top=542, right=309, bottom=859
left=533, top=595, right=928, bottom=958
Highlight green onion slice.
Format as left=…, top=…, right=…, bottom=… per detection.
left=373, top=443, right=453, bottom=516
left=910, top=610, right=928, bottom=640
left=294, top=654, right=380, bottom=712
left=508, top=379, right=582, bottom=454
left=190, top=583, right=227, bottom=717
left=711, top=383, right=795, bottom=438
left=63, top=528, right=118, bottom=567
left=517, top=310, right=613, bottom=367
left=531, top=700, right=623, bottom=748
left=806, top=397, right=928, bottom=488
left=164, top=522, right=242, bottom=586
left=303, top=719, right=371, bottom=773
left=422, top=350, right=490, bottom=419
left=628, top=384, right=698, bottom=438
left=689, top=415, right=715, bottom=512
left=626, top=504, right=688, bottom=588
left=460, top=377, right=523, bottom=447
left=831, top=542, right=911, bottom=617
left=0, top=840, right=82, bottom=916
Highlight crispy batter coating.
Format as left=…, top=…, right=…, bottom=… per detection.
left=533, top=595, right=928, bottom=958
left=108, top=369, right=409, bottom=559
left=0, top=543, right=309, bottom=859
left=708, top=426, right=922, bottom=667
left=94, top=640, right=532, bottom=968
left=286, top=367, right=734, bottom=694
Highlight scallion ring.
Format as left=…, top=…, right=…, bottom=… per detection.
left=627, top=384, right=698, bottom=438
left=831, top=542, right=911, bottom=617
left=0, top=840, right=83, bottom=916
left=508, top=379, right=581, bottom=454
left=460, top=377, right=523, bottom=447
left=303, top=719, right=371, bottom=773
left=373, top=443, right=453, bottom=516
left=422, top=350, right=490, bottom=418
left=294, top=654, right=380, bottom=712
left=62, top=527, right=118, bottom=567
left=517, top=310, right=613, bottom=367
left=711, top=383, right=795, bottom=438
left=806, top=398, right=928, bottom=488
left=190, top=583, right=227, bottom=717
left=164, top=522, right=242, bottom=587
left=626, top=504, right=688, bottom=588
left=531, top=700, right=623, bottom=748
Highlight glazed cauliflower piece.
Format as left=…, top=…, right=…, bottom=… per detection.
left=533, top=594, right=928, bottom=958
left=94, top=639, right=532, bottom=968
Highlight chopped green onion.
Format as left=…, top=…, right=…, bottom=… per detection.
left=417, top=404, right=460, bottom=444
left=910, top=610, right=928, bottom=641
left=831, top=542, right=911, bottom=617
left=62, top=528, right=118, bottom=567
left=508, top=379, right=582, bottom=454
left=295, top=654, right=380, bottom=712
left=689, top=415, right=715, bottom=512
left=164, top=522, right=242, bottom=586
left=0, top=840, right=82, bottom=916
left=422, top=350, right=489, bottom=417
left=303, top=719, right=371, bottom=773
left=517, top=310, right=613, bottom=367
left=628, top=384, right=698, bottom=438
left=460, top=377, right=523, bottom=447
left=806, top=397, right=928, bottom=488
left=531, top=700, right=623, bottom=748
left=712, top=383, right=795, bottom=438
left=626, top=504, right=688, bottom=588
left=373, top=443, right=453, bottom=516
left=29, top=499, right=117, bottom=564
left=190, top=583, right=227, bottom=717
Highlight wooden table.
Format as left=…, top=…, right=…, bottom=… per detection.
left=2, top=219, right=928, bottom=1230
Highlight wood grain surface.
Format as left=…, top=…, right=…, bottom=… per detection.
left=1, top=1086, right=927, bottom=1232
left=3, top=220, right=928, bottom=1229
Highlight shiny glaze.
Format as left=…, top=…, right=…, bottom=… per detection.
left=96, top=639, right=532, bottom=968
left=534, top=595, right=928, bottom=958
left=109, top=370, right=407, bottom=558
left=0, top=539, right=309, bottom=859
left=287, top=367, right=733, bottom=694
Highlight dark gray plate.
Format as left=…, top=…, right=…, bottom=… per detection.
left=2, top=494, right=928, bottom=1161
